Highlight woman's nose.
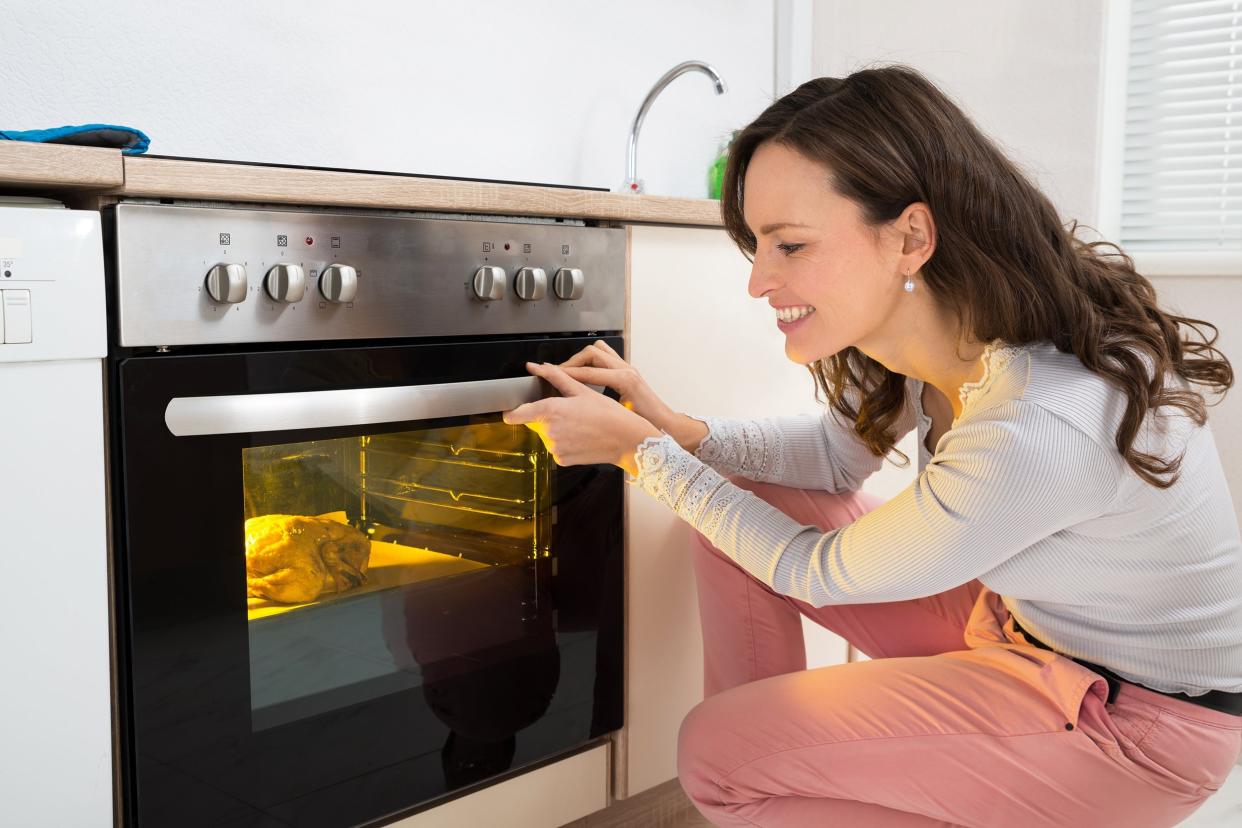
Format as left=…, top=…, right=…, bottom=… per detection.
left=748, top=259, right=779, bottom=299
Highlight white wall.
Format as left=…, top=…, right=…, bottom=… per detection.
left=811, top=0, right=1107, bottom=227
left=0, top=0, right=775, bottom=199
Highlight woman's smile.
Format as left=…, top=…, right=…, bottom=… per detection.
left=774, top=304, right=817, bottom=331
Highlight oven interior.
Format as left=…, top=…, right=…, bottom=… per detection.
left=242, top=418, right=554, bottom=730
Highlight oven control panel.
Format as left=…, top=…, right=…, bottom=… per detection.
left=112, top=203, right=625, bottom=348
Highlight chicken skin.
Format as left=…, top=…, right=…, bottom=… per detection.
left=246, top=514, right=371, bottom=604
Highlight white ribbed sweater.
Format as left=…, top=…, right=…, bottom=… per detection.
left=631, top=340, right=1242, bottom=695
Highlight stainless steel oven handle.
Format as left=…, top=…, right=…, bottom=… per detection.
left=165, top=376, right=551, bottom=437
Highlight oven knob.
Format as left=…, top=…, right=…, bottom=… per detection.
left=265, top=263, right=306, bottom=303
left=514, top=267, right=547, bottom=301
left=205, top=263, right=248, bottom=304
left=472, top=266, right=506, bottom=301
left=320, top=264, right=358, bottom=304
left=553, top=267, right=584, bottom=300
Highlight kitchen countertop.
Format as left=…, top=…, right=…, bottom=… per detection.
left=0, top=143, right=724, bottom=226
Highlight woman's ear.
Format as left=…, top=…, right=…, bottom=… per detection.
left=899, top=202, right=936, bottom=265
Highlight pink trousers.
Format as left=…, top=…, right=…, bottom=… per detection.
left=678, top=481, right=1242, bottom=827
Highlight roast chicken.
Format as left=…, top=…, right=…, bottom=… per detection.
left=245, top=514, right=372, bottom=604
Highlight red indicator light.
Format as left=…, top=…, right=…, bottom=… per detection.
left=305, top=236, right=314, bottom=245
left=504, top=243, right=511, bottom=251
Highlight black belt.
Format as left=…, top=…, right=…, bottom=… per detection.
left=1010, top=620, right=1242, bottom=716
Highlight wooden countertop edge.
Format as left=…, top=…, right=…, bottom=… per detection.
left=0, top=145, right=724, bottom=225
left=0, top=143, right=124, bottom=188
left=114, top=157, right=724, bottom=226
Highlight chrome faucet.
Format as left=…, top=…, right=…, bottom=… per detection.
left=623, top=60, right=728, bottom=194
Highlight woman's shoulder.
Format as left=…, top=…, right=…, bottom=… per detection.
left=966, top=340, right=1199, bottom=456
left=956, top=339, right=1036, bottom=418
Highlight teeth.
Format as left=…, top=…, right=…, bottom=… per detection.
left=776, top=305, right=816, bottom=323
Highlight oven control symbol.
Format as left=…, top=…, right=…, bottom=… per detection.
left=320, top=263, right=358, bottom=304
left=205, top=262, right=248, bottom=304
left=219, top=233, right=231, bottom=246
left=277, top=235, right=288, bottom=247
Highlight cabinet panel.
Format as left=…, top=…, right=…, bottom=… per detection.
left=388, top=744, right=608, bottom=828
left=622, top=225, right=916, bottom=796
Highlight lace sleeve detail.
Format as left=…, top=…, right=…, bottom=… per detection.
left=630, top=434, right=747, bottom=540
left=693, top=416, right=786, bottom=479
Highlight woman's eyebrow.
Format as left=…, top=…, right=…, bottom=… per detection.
left=757, top=221, right=812, bottom=235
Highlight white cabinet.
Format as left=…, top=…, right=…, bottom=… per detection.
left=388, top=744, right=609, bottom=828
left=619, top=224, right=916, bottom=798
left=0, top=207, right=111, bottom=827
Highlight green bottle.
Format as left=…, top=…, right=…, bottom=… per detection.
left=708, top=131, right=738, bottom=200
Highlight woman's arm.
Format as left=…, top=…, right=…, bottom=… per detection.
left=554, top=341, right=920, bottom=492
left=680, top=377, right=921, bottom=492
left=632, top=399, right=1120, bottom=606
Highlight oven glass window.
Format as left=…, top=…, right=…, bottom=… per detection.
left=242, top=420, right=552, bottom=731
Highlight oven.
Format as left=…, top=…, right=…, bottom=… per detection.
left=106, top=203, right=625, bottom=827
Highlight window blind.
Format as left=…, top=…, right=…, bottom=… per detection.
left=1123, top=0, right=1241, bottom=251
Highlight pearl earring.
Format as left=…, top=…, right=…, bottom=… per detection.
left=903, top=271, right=915, bottom=293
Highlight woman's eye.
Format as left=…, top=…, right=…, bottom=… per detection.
left=776, top=243, right=804, bottom=256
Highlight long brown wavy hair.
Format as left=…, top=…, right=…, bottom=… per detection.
left=721, top=65, right=1232, bottom=488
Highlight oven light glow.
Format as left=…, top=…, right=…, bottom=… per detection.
left=241, top=422, right=552, bottom=623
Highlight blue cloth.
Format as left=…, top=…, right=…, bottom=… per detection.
left=0, top=124, right=150, bottom=155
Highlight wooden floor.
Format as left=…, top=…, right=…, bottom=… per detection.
left=560, top=779, right=710, bottom=828
left=565, top=765, right=1242, bottom=827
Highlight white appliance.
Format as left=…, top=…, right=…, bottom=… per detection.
left=0, top=200, right=112, bottom=826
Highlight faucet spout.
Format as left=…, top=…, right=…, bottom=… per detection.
left=623, top=60, right=728, bottom=194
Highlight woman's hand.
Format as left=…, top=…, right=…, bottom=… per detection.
left=502, top=361, right=662, bottom=477
left=559, top=340, right=708, bottom=453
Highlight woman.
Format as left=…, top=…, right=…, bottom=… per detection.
left=502, top=66, right=1242, bottom=827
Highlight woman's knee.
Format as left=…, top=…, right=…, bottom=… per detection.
left=677, top=697, right=728, bottom=804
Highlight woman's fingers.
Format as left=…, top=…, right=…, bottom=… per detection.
left=593, top=339, right=622, bottom=360
left=526, top=361, right=588, bottom=397
left=501, top=400, right=539, bottom=425
left=504, top=361, right=598, bottom=426
left=589, top=340, right=628, bottom=368
left=561, top=347, right=598, bottom=368
left=561, top=341, right=628, bottom=370
left=561, top=365, right=620, bottom=388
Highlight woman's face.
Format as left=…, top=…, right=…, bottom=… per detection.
left=742, top=141, right=906, bottom=365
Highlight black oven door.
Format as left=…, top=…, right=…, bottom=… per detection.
left=113, top=336, right=623, bottom=828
